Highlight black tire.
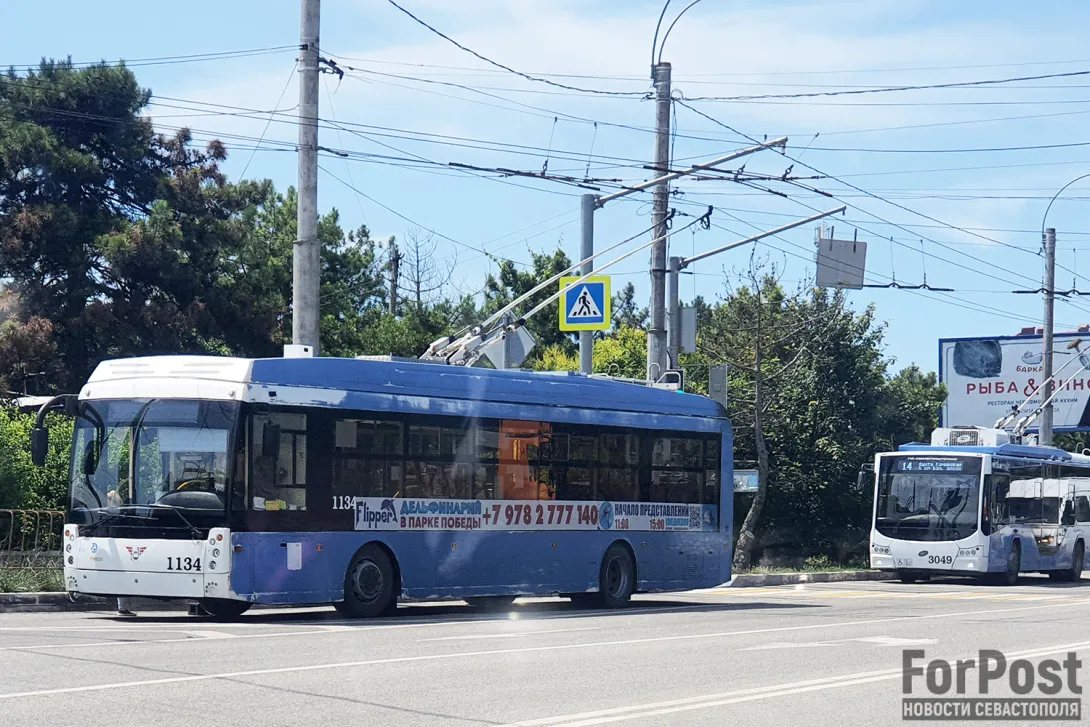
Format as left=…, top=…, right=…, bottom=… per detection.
left=332, top=600, right=352, bottom=616
left=992, top=542, right=1021, bottom=586
left=898, top=572, right=918, bottom=584
left=341, top=544, right=398, bottom=618
left=1054, top=542, right=1085, bottom=583
left=464, top=596, right=517, bottom=611
left=198, top=598, right=251, bottom=620
left=597, top=543, right=636, bottom=608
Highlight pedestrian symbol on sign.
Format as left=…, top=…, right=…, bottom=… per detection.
left=570, top=287, right=602, bottom=319
left=559, top=276, right=611, bottom=331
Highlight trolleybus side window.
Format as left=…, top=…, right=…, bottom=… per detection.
left=1003, top=462, right=1045, bottom=524
left=270, top=408, right=722, bottom=529
left=1076, top=495, right=1090, bottom=523
left=984, top=471, right=1010, bottom=534
left=251, top=412, right=308, bottom=512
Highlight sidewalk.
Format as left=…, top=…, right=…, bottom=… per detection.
left=724, top=569, right=894, bottom=588
left=0, top=592, right=183, bottom=612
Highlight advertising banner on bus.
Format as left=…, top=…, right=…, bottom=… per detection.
left=353, top=497, right=719, bottom=533
left=939, top=332, right=1090, bottom=431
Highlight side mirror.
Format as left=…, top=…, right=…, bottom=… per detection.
left=30, top=427, right=49, bottom=467
left=261, top=422, right=282, bottom=458
left=857, top=463, right=874, bottom=491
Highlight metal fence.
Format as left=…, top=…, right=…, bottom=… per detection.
left=0, top=509, right=64, bottom=569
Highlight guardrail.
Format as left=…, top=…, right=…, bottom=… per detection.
left=0, top=510, right=64, bottom=569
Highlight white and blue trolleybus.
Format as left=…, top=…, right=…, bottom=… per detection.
left=869, top=426, right=1090, bottom=585
left=31, top=354, right=732, bottom=617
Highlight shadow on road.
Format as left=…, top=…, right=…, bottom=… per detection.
left=89, top=597, right=827, bottom=626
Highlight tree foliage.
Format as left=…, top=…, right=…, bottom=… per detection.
left=0, top=409, right=71, bottom=510
left=688, top=268, right=947, bottom=567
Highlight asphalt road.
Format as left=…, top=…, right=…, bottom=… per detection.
left=3, top=577, right=1090, bottom=726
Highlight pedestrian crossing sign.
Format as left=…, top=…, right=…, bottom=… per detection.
left=559, top=276, right=611, bottom=331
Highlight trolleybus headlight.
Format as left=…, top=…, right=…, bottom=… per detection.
left=958, top=547, right=980, bottom=557
left=871, top=544, right=891, bottom=555
left=213, top=548, right=220, bottom=558
left=209, top=561, right=217, bottom=570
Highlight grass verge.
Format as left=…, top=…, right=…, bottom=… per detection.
left=0, top=568, right=64, bottom=593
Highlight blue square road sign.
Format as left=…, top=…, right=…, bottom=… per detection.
left=559, top=276, right=611, bottom=332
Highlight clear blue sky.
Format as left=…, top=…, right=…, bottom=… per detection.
left=8, top=0, right=1090, bottom=373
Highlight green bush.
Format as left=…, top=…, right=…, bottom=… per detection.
left=803, top=554, right=837, bottom=571
left=0, top=409, right=72, bottom=511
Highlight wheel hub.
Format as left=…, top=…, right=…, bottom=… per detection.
left=353, top=560, right=384, bottom=602
left=605, top=557, right=627, bottom=596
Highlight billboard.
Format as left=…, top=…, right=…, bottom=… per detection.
left=939, top=333, right=1090, bottom=432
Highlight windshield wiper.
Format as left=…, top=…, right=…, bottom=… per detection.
left=928, top=502, right=957, bottom=537
left=137, top=504, right=203, bottom=539
left=81, top=508, right=157, bottom=536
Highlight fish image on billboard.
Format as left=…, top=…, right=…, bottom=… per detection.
left=952, top=340, right=1002, bottom=378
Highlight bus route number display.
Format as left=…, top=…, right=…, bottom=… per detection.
left=893, top=458, right=965, bottom=473
left=352, top=497, right=718, bottom=533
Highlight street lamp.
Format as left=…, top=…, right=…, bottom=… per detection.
left=1038, top=172, right=1090, bottom=445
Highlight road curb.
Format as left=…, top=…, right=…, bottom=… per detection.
left=0, top=592, right=184, bottom=613
left=725, top=570, right=895, bottom=587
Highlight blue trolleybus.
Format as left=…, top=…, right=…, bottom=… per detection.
left=33, top=355, right=732, bottom=617
left=869, top=426, right=1090, bottom=585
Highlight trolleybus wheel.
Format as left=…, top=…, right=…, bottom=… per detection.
left=994, top=542, right=1021, bottom=587
left=198, top=598, right=251, bottom=620
left=1053, top=541, right=1085, bottom=583
left=897, top=571, right=918, bottom=584
left=341, top=544, right=398, bottom=618
left=597, top=543, right=636, bottom=609
left=464, top=595, right=517, bottom=610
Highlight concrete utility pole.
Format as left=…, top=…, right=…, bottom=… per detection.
left=1041, top=227, right=1057, bottom=445
left=578, top=193, right=596, bottom=374
left=647, top=61, right=672, bottom=382
left=293, top=0, right=321, bottom=354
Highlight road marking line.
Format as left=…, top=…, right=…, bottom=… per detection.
left=739, top=641, right=838, bottom=651
left=502, top=640, right=1090, bottom=727
left=0, top=629, right=327, bottom=653
left=419, top=627, right=599, bottom=642
left=848, top=636, right=937, bottom=646
left=182, top=631, right=238, bottom=639
left=2, top=600, right=1088, bottom=699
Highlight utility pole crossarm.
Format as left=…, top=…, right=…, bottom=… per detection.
left=665, top=205, right=846, bottom=369
left=597, top=137, right=789, bottom=207
left=680, top=205, right=846, bottom=269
